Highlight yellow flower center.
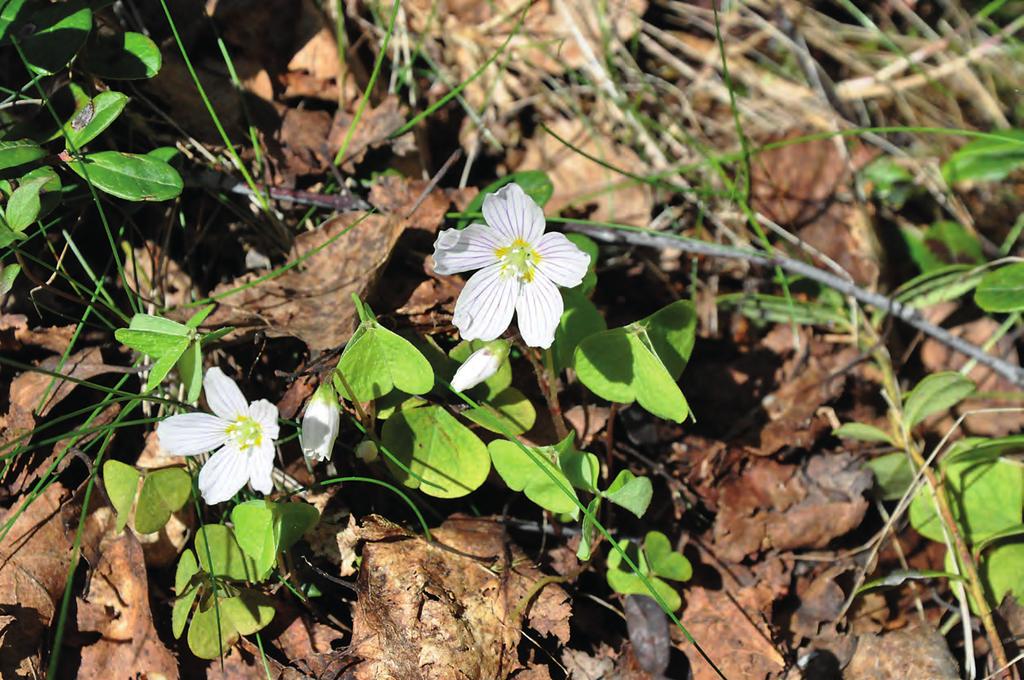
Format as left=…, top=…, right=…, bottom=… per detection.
left=225, top=415, right=263, bottom=450
left=495, top=238, right=541, bottom=283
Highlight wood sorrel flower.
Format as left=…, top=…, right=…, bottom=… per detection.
left=156, top=367, right=280, bottom=505
left=451, top=340, right=509, bottom=392
left=433, top=182, right=590, bottom=348
left=300, top=382, right=340, bottom=463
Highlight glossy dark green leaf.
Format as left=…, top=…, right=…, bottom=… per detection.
left=81, top=30, right=161, bottom=79
left=0, top=139, right=45, bottom=171
left=20, top=1, right=92, bottom=75
left=65, top=90, right=128, bottom=149
left=65, top=151, right=183, bottom=201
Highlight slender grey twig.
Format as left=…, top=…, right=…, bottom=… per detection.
left=567, top=224, right=1024, bottom=387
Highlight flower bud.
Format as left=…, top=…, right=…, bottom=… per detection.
left=451, top=340, right=510, bottom=392
left=300, top=382, right=340, bottom=462
left=354, top=438, right=378, bottom=463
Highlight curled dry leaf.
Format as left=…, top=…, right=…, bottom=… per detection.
left=712, top=453, right=872, bottom=562
left=624, top=595, right=671, bottom=677
left=0, top=483, right=73, bottom=677
left=0, top=314, right=76, bottom=354
left=350, top=515, right=571, bottom=680
left=519, top=118, right=654, bottom=227
left=10, top=346, right=126, bottom=417
left=76, top=529, right=178, bottom=679
left=844, top=627, right=959, bottom=680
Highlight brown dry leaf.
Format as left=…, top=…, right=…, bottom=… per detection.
left=0, top=483, right=72, bottom=678
left=560, top=643, right=618, bottom=680
left=791, top=565, right=849, bottom=640
left=328, top=96, right=412, bottom=173
left=519, top=118, right=654, bottom=226
left=124, top=241, right=193, bottom=308
left=278, top=107, right=334, bottom=177
left=350, top=515, right=570, bottom=680
left=10, top=346, right=126, bottom=417
left=750, top=135, right=879, bottom=287
left=368, top=175, right=468, bottom=235
left=76, top=529, right=179, bottom=678
left=844, top=627, right=958, bottom=680
left=284, top=0, right=358, bottom=103
left=712, top=453, right=871, bottom=562
left=564, top=405, right=611, bottom=448
left=205, top=212, right=406, bottom=350
left=0, top=314, right=76, bottom=354
left=512, top=663, right=554, bottom=680
left=677, top=587, right=785, bottom=680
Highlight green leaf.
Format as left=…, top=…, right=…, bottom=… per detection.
left=0, top=139, right=45, bottom=171
left=194, top=524, right=261, bottom=581
left=5, top=172, right=52, bottom=232
left=577, top=497, right=601, bottom=561
left=901, top=221, right=983, bottom=273
left=575, top=327, right=689, bottom=422
left=115, top=313, right=192, bottom=387
left=64, top=90, right=128, bottom=150
left=488, top=439, right=579, bottom=515
left=606, top=539, right=681, bottom=611
left=910, top=458, right=1023, bottom=544
left=231, top=500, right=320, bottom=578
left=640, top=300, right=697, bottom=380
left=20, top=1, right=92, bottom=75
left=903, top=372, right=975, bottom=429
left=0, top=0, right=29, bottom=43
left=187, top=591, right=275, bottom=659
left=0, top=263, right=20, bottom=296
left=565, top=233, right=599, bottom=295
left=172, top=549, right=200, bottom=639
left=975, top=524, right=1024, bottom=557
left=65, top=151, right=183, bottom=201
left=449, top=339, right=511, bottom=399
left=176, top=339, right=203, bottom=403
left=553, top=288, right=606, bottom=371
left=644, top=531, right=692, bottom=582
left=895, top=264, right=984, bottom=309
left=942, top=130, right=1024, bottom=184
left=381, top=405, right=490, bottom=498
left=866, top=452, right=915, bottom=502
left=857, top=569, right=963, bottom=595
left=557, top=436, right=600, bottom=494
left=134, top=467, right=191, bottom=534
left=603, top=470, right=652, bottom=518
left=336, top=320, right=434, bottom=401
left=81, top=30, right=161, bottom=79
left=102, top=460, right=140, bottom=533
left=975, top=263, right=1024, bottom=313
left=464, top=387, right=537, bottom=435
left=834, top=422, right=894, bottom=445
left=981, top=541, right=1024, bottom=607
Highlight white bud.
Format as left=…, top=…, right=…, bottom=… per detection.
left=300, top=382, right=340, bottom=463
left=451, top=340, right=509, bottom=392
left=354, top=439, right=378, bottom=463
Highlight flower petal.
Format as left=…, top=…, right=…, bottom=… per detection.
left=535, top=232, right=591, bottom=288
left=156, top=412, right=229, bottom=456
left=452, top=263, right=519, bottom=342
left=248, top=399, right=280, bottom=443
left=203, top=367, right=248, bottom=420
left=482, top=183, right=546, bottom=244
left=247, top=440, right=275, bottom=494
left=198, top=445, right=247, bottom=504
left=432, top=224, right=503, bottom=275
left=515, top=272, right=563, bottom=348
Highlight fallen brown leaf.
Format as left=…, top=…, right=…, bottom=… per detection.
left=844, top=626, right=958, bottom=680
left=10, top=346, right=126, bottom=417
left=0, top=314, right=76, bottom=354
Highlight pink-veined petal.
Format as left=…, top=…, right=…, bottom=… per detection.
left=247, top=440, right=276, bottom=494
left=203, top=367, right=248, bottom=420
left=515, top=273, right=563, bottom=349
left=156, top=412, right=229, bottom=456
left=452, top=263, right=519, bottom=342
left=248, top=399, right=280, bottom=443
left=197, top=445, right=248, bottom=504
left=432, top=224, right=503, bottom=275
left=482, top=183, right=546, bottom=244
left=535, top=231, right=591, bottom=287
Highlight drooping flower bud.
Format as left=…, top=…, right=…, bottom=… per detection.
left=450, top=340, right=510, bottom=392
left=300, top=382, right=340, bottom=462
left=354, top=438, right=378, bottom=463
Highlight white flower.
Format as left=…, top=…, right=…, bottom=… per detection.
left=156, top=367, right=280, bottom=505
left=433, top=182, right=590, bottom=348
left=300, top=382, right=339, bottom=462
left=451, top=340, right=509, bottom=392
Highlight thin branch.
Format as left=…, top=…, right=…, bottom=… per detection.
left=566, top=224, right=1024, bottom=387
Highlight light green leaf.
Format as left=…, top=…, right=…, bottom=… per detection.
left=231, top=500, right=320, bottom=578
left=65, top=90, right=128, bottom=150
left=381, top=405, right=489, bottom=498
left=464, top=387, right=537, bottom=435
left=577, top=497, right=601, bottom=561
left=488, top=439, right=579, bottom=515
left=866, top=452, right=915, bottom=502
left=910, top=458, right=1023, bottom=544
left=134, top=467, right=191, bottom=534
left=603, top=470, right=652, bottom=518
left=942, top=130, right=1024, bottom=184
left=172, top=549, right=200, bottom=639
left=834, top=422, right=894, bottom=444
left=81, top=30, right=161, bottom=79
left=66, top=151, right=183, bottom=201
left=5, top=171, right=54, bottom=232
left=640, top=300, right=697, bottom=380
left=975, top=263, right=1024, bottom=313
left=557, top=436, right=600, bottom=494
left=606, top=538, right=681, bottom=611
left=903, top=372, right=975, bottom=428
left=0, top=139, right=45, bottom=171
left=144, top=336, right=190, bottom=391
left=982, top=541, right=1024, bottom=607
left=102, top=459, right=140, bottom=533
left=194, top=524, right=260, bottom=581
left=187, top=591, right=276, bottom=659
left=21, top=1, right=92, bottom=75
left=0, top=263, right=20, bottom=297
left=176, top=339, right=203, bottom=403
left=553, top=288, right=606, bottom=371
left=644, top=531, right=692, bottom=582
left=336, top=320, right=434, bottom=401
